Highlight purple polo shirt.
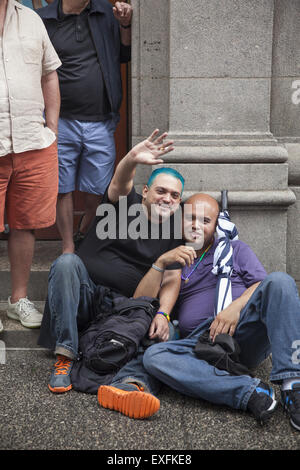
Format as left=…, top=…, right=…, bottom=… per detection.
left=175, top=239, right=267, bottom=337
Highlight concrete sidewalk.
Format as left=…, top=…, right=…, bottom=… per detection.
left=0, top=305, right=299, bottom=451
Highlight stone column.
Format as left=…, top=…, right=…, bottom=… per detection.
left=131, top=0, right=296, bottom=273
left=270, top=0, right=300, bottom=288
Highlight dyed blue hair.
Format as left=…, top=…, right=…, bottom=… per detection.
left=147, top=167, right=185, bottom=195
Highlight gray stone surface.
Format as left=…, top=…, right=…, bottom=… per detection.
left=272, top=0, right=300, bottom=77
left=0, top=241, right=60, bottom=301
left=169, top=78, right=271, bottom=134
left=160, top=144, right=288, bottom=163
left=288, top=143, right=300, bottom=185
left=169, top=0, right=274, bottom=78
left=140, top=77, right=170, bottom=134
left=271, top=1, right=300, bottom=140
left=155, top=163, right=288, bottom=191
left=287, top=187, right=300, bottom=281
left=228, top=208, right=287, bottom=274
left=286, top=143, right=300, bottom=284
left=131, top=0, right=170, bottom=136
left=271, top=78, right=300, bottom=139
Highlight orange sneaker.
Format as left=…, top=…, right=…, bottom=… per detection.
left=97, top=383, right=160, bottom=419
left=48, top=355, right=73, bottom=393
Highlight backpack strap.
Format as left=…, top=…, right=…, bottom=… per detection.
left=113, top=297, right=159, bottom=319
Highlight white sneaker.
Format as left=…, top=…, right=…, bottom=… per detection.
left=6, top=297, right=43, bottom=328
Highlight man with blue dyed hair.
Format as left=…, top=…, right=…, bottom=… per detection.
left=39, top=129, right=197, bottom=394
left=147, top=168, right=185, bottom=196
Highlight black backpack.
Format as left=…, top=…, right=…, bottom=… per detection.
left=71, top=294, right=159, bottom=394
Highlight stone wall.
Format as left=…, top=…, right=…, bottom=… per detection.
left=131, top=0, right=299, bottom=279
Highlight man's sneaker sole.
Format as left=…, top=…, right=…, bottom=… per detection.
left=290, top=418, right=300, bottom=431
left=98, top=385, right=160, bottom=419
left=6, top=310, right=41, bottom=328
left=48, top=384, right=73, bottom=394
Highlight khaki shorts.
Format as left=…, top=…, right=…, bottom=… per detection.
left=0, top=142, right=58, bottom=231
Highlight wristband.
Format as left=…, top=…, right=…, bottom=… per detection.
left=151, top=263, right=165, bottom=273
left=157, top=311, right=170, bottom=322
left=120, top=23, right=131, bottom=29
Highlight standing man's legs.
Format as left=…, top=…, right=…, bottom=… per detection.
left=57, top=192, right=102, bottom=253
left=78, top=192, right=102, bottom=234
left=56, top=118, right=82, bottom=253
left=3, top=143, right=58, bottom=328
left=56, top=192, right=75, bottom=253
left=74, top=118, right=118, bottom=242
left=8, top=229, right=35, bottom=303
left=56, top=117, right=117, bottom=253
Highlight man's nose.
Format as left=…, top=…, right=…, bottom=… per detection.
left=193, top=219, right=203, bottom=231
left=162, top=193, right=171, bottom=203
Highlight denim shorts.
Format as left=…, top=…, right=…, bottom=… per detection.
left=57, top=117, right=118, bottom=195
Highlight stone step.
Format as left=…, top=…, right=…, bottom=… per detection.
left=0, top=301, right=46, bottom=356
left=0, top=241, right=61, bottom=301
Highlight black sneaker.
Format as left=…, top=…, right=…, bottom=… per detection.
left=247, top=381, right=277, bottom=425
left=281, top=382, right=300, bottom=431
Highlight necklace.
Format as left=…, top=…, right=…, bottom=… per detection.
left=181, top=244, right=212, bottom=283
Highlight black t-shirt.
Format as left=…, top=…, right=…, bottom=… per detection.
left=77, top=187, right=183, bottom=297
left=52, top=1, right=110, bottom=121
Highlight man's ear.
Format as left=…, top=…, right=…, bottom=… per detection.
left=142, top=185, right=149, bottom=200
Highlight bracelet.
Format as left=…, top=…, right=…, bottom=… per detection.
left=157, top=311, right=170, bottom=322
left=120, top=23, right=131, bottom=29
left=151, top=263, right=165, bottom=273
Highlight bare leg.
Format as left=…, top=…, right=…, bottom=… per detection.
left=8, top=229, right=35, bottom=303
left=79, top=192, right=102, bottom=234
left=56, top=192, right=74, bottom=254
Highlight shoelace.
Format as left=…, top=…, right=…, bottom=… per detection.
left=128, top=382, right=144, bottom=392
left=285, top=390, right=300, bottom=409
left=17, top=298, right=37, bottom=317
left=54, top=357, right=72, bottom=376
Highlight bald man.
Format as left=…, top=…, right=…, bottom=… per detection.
left=98, top=193, right=300, bottom=431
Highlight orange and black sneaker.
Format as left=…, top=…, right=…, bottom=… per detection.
left=48, top=355, right=73, bottom=393
left=97, top=383, right=160, bottom=419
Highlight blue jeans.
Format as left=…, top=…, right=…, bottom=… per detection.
left=111, top=322, right=176, bottom=396
left=138, top=272, right=300, bottom=411
left=46, top=253, right=97, bottom=359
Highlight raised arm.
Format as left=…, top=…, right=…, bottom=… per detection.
left=107, top=129, right=174, bottom=203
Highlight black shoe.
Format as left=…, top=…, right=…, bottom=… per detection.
left=247, top=381, right=277, bottom=425
left=281, top=382, right=300, bottom=431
